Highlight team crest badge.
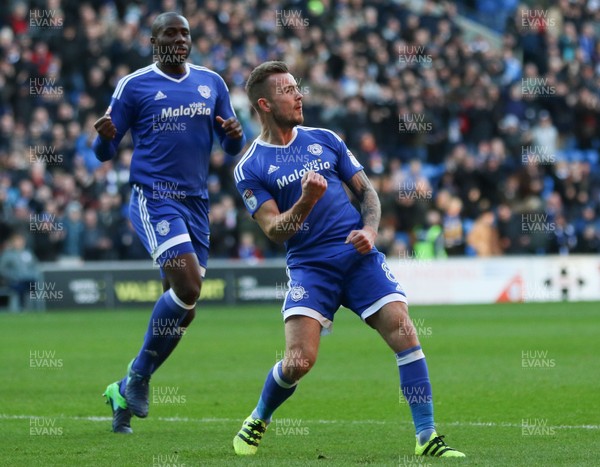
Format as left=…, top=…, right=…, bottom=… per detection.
left=307, top=143, right=323, bottom=156
left=156, top=220, right=170, bottom=236
left=197, top=85, right=211, bottom=99
left=289, top=285, right=309, bottom=302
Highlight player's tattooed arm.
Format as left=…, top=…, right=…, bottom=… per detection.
left=345, top=171, right=380, bottom=254
left=254, top=171, right=327, bottom=243
left=346, top=170, right=381, bottom=233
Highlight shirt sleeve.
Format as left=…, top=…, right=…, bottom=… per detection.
left=108, top=83, right=135, bottom=141
left=213, top=76, right=246, bottom=155
left=92, top=77, right=136, bottom=161
left=332, top=131, right=363, bottom=182
left=235, top=164, right=273, bottom=217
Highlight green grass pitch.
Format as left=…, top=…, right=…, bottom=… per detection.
left=0, top=302, right=598, bottom=466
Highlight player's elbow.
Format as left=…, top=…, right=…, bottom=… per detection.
left=259, top=221, right=280, bottom=244
left=266, top=230, right=286, bottom=245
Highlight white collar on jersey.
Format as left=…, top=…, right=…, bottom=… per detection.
left=256, top=127, right=299, bottom=148
left=152, top=62, right=190, bottom=83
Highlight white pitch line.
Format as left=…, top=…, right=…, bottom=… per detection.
left=0, top=414, right=598, bottom=430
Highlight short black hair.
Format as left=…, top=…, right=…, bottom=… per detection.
left=151, top=12, right=187, bottom=36
left=245, top=61, right=289, bottom=112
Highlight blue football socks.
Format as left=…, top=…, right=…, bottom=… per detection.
left=396, top=345, right=435, bottom=444
left=251, top=361, right=298, bottom=423
left=119, top=289, right=193, bottom=396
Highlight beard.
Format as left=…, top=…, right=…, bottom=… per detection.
left=271, top=106, right=303, bottom=128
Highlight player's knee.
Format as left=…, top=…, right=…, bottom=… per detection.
left=283, top=350, right=316, bottom=381
left=172, top=281, right=201, bottom=306
left=285, top=363, right=312, bottom=382
left=396, top=303, right=412, bottom=328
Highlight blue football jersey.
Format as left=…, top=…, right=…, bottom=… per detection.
left=235, top=126, right=365, bottom=264
left=93, top=63, right=243, bottom=198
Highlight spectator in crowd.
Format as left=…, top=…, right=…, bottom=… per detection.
left=116, top=219, right=147, bottom=260
left=0, top=232, right=42, bottom=310
left=530, top=111, right=559, bottom=159
left=82, top=208, right=113, bottom=261
left=549, top=214, right=578, bottom=255
left=61, top=201, right=84, bottom=258
left=442, top=197, right=465, bottom=255
left=1, top=0, right=600, bottom=260
left=467, top=210, right=502, bottom=256
left=237, top=232, right=263, bottom=263
left=412, top=210, right=446, bottom=259
left=496, top=203, right=521, bottom=254
left=209, top=197, right=238, bottom=258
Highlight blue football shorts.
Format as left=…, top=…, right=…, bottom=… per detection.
left=129, top=184, right=210, bottom=277
left=281, top=247, right=407, bottom=334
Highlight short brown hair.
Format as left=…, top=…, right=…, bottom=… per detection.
left=245, top=61, right=289, bottom=112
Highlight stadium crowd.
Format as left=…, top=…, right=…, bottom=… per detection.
left=1, top=0, right=599, bottom=265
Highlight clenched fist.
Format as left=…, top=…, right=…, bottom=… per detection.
left=94, top=113, right=117, bottom=140
left=301, top=171, right=327, bottom=204
left=345, top=226, right=377, bottom=254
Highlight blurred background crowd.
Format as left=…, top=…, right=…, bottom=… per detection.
left=1, top=0, right=600, bottom=266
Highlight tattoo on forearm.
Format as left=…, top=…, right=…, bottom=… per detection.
left=361, top=188, right=380, bottom=231
left=350, top=172, right=380, bottom=231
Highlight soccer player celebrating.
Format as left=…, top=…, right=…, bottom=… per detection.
left=233, top=62, right=464, bottom=458
left=93, top=12, right=245, bottom=433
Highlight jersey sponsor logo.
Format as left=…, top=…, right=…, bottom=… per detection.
left=243, top=189, right=258, bottom=211
left=197, top=85, right=211, bottom=98
left=303, top=159, right=325, bottom=171
left=154, top=90, right=167, bottom=100
left=156, top=220, right=170, bottom=236
left=276, top=161, right=331, bottom=189
left=160, top=102, right=211, bottom=119
left=347, top=150, right=361, bottom=168
left=289, top=285, right=309, bottom=302
left=307, top=143, right=323, bottom=156
left=267, top=165, right=280, bottom=174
